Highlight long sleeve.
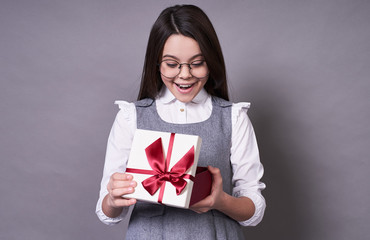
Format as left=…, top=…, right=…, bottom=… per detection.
left=230, top=102, right=266, bottom=226
left=95, top=101, right=137, bottom=225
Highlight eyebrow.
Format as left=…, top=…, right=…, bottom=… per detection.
left=162, top=53, right=204, bottom=61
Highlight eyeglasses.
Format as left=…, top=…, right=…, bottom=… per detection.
left=159, top=59, right=209, bottom=79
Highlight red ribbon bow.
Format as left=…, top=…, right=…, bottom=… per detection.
left=126, top=133, right=195, bottom=204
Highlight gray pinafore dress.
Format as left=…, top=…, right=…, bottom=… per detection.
left=125, top=97, right=244, bottom=240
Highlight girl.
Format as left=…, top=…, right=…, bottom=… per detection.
left=96, top=5, right=266, bottom=240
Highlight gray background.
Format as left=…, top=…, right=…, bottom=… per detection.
left=1, top=0, right=369, bottom=239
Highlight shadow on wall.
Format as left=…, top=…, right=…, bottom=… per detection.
left=240, top=78, right=309, bottom=239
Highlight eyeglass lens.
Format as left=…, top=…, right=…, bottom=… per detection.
left=159, top=60, right=208, bottom=78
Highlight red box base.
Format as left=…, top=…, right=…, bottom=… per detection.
left=189, top=167, right=212, bottom=206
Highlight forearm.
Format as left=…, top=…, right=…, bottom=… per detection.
left=216, top=194, right=255, bottom=222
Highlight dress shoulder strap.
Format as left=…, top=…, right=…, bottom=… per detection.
left=212, top=96, right=233, bottom=108
left=135, top=98, right=155, bottom=107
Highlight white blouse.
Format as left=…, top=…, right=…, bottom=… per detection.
left=96, top=88, right=266, bottom=227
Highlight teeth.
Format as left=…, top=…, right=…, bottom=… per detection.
left=176, top=84, right=192, bottom=88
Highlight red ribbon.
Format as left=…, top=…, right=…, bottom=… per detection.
left=126, top=133, right=195, bottom=204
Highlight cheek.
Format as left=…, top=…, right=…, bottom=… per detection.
left=199, top=78, right=208, bottom=88
left=161, top=75, right=174, bottom=84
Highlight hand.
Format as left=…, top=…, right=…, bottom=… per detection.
left=105, top=172, right=137, bottom=209
left=190, top=166, right=227, bottom=214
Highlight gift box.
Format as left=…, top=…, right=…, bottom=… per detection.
left=124, top=129, right=211, bottom=208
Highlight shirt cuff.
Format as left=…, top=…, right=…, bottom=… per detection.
left=95, top=196, right=131, bottom=225
left=234, top=191, right=266, bottom=227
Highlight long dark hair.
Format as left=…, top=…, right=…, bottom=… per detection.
left=137, top=5, right=229, bottom=101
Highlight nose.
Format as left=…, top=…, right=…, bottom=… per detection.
left=178, top=64, right=192, bottom=79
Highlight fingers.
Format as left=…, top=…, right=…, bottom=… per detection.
left=108, top=196, right=137, bottom=209
left=111, top=177, right=136, bottom=190
left=190, top=194, right=214, bottom=211
left=106, top=172, right=137, bottom=208
left=190, top=165, right=227, bottom=214
left=111, top=172, right=133, bottom=181
left=191, top=207, right=208, bottom=214
left=108, top=173, right=136, bottom=189
left=193, top=194, right=214, bottom=207
left=110, top=185, right=135, bottom=197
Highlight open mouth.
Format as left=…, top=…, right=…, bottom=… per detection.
left=175, top=83, right=194, bottom=90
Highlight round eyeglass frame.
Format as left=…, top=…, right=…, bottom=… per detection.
left=158, top=60, right=209, bottom=79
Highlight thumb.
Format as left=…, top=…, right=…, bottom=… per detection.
left=207, top=165, right=220, bottom=175
left=207, top=165, right=222, bottom=184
